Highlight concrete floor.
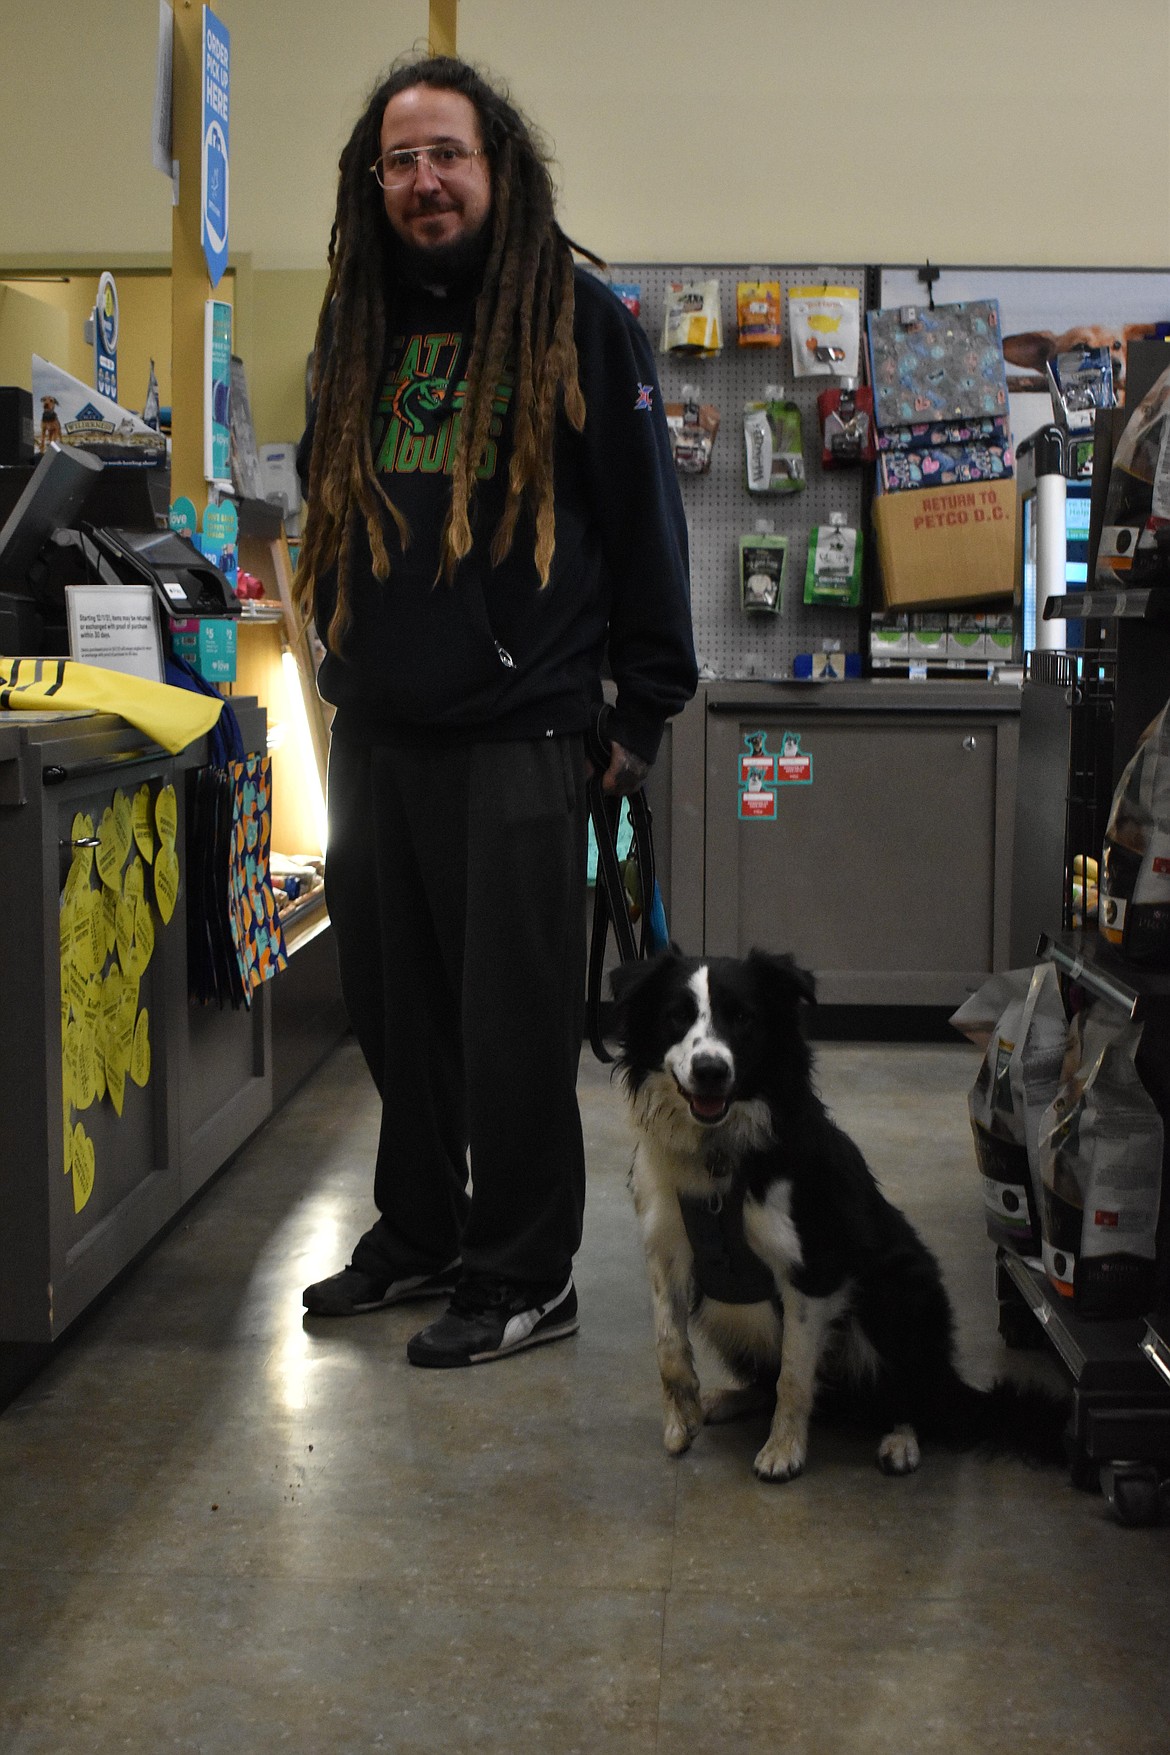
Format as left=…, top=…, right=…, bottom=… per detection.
left=1, top=1034, right=1168, bottom=1753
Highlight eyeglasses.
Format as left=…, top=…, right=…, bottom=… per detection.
left=370, top=142, right=487, bottom=189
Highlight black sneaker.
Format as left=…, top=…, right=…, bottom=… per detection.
left=302, top=1260, right=460, bottom=1317
left=406, top=1275, right=578, bottom=1368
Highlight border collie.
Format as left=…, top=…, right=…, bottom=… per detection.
left=610, top=948, right=1070, bottom=1482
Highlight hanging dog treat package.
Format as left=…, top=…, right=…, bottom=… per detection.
left=743, top=389, right=805, bottom=494
left=661, top=276, right=723, bottom=357
left=610, top=282, right=641, bottom=317
left=804, top=513, right=863, bottom=607
left=1098, top=699, right=1170, bottom=965
left=735, top=278, right=782, bottom=348
left=738, top=521, right=787, bottom=614
left=665, top=386, right=720, bottom=475
left=818, top=383, right=876, bottom=469
left=1037, top=1008, right=1164, bottom=1317
left=787, top=285, right=861, bottom=381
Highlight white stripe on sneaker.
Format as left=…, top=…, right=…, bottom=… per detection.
left=495, top=1280, right=575, bottom=1354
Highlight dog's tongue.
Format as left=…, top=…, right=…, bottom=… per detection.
left=690, top=1095, right=728, bottom=1121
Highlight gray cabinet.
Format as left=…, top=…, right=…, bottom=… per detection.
left=668, top=682, right=1019, bottom=1007
left=0, top=706, right=270, bottom=1360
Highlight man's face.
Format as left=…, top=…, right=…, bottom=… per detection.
left=377, top=85, right=492, bottom=258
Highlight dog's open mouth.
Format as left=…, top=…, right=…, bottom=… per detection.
left=677, top=1084, right=731, bottom=1126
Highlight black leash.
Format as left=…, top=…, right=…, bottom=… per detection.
left=586, top=706, right=661, bottom=1063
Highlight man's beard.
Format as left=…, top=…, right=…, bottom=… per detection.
left=392, top=212, right=492, bottom=292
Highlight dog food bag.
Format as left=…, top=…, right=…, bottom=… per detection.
left=736, top=280, right=782, bottom=347
left=965, top=966, right=1065, bottom=1256
left=661, top=278, right=723, bottom=356
left=1007, top=962, right=1070, bottom=1229
left=1098, top=700, right=1170, bottom=966
left=1038, top=1007, right=1163, bottom=1316
left=950, top=967, right=1034, bottom=1052
left=787, top=286, right=861, bottom=380
left=665, top=391, right=720, bottom=475
left=743, top=393, right=806, bottom=494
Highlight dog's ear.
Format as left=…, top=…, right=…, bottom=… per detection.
left=746, top=949, right=816, bottom=1008
left=1002, top=331, right=1057, bottom=374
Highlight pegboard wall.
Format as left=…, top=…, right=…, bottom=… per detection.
left=611, top=263, right=870, bottom=681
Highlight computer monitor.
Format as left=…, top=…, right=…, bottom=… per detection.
left=0, top=441, right=104, bottom=586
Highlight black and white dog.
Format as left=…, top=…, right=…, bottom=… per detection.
left=611, top=948, right=1070, bottom=1482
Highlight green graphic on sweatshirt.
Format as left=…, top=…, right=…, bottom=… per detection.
left=374, top=330, right=513, bottom=481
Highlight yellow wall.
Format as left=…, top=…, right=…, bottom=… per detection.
left=457, top=0, right=1170, bottom=266
left=1, top=0, right=1167, bottom=446
left=0, top=274, right=178, bottom=414
left=250, top=270, right=329, bottom=446
left=0, top=287, right=69, bottom=397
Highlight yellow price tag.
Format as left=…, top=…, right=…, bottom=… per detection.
left=115, top=896, right=136, bottom=976
left=132, top=783, right=155, bottom=864
left=71, top=1125, right=95, bottom=1214
left=155, top=783, right=178, bottom=850
left=95, top=806, right=124, bottom=891
left=130, top=1008, right=151, bottom=1088
left=112, top=789, right=133, bottom=865
left=154, top=845, right=179, bottom=925
left=134, top=895, right=155, bottom=973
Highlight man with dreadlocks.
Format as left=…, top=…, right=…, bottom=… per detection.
left=298, top=55, right=696, bottom=1367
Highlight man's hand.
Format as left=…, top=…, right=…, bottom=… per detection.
left=600, top=739, right=649, bottom=797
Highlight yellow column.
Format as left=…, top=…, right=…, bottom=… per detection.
left=429, top=0, right=458, bottom=55
left=170, top=0, right=214, bottom=512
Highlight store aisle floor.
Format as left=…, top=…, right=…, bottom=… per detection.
left=1, top=1034, right=1168, bottom=1753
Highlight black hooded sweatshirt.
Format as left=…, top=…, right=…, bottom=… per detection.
left=296, top=268, right=697, bottom=765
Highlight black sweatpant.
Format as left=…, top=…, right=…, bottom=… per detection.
left=325, top=732, right=588, bottom=1289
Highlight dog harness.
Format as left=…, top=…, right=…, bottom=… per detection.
left=678, top=1183, right=776, bottom=1304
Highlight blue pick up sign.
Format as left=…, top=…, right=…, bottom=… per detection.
left=201, top=6, right=230, bottom=288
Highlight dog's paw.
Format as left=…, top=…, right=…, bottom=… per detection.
left=662, top=1387, right=703, bottom=1455
left=877, top=1425, right=921, bottom=1476
left=753, top=1433, right=807, bottom=1483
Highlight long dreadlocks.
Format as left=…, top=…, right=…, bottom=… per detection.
left=294, top=54, right=601, bottom=650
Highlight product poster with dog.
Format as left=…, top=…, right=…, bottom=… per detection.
left=31, top=355, right=166, bottom=463
left=878, top=266, right=1170, bottom=446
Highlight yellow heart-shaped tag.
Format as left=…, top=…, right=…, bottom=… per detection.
left=134, top=895, right=155, bottom=974
left=155, top=783, right=178, bottom=851
left=130, top=1008, right=151, bottom=1088
left=72, top=1126, right=96, bottom=1214
left=132, top=783, right=155, bottom=865
left=154, top=845, right=179, bottom=926
left=95, top=806, right=123, bottom=891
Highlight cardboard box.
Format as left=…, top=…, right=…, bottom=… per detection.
left=873, top=477, right=1017, bottom=609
